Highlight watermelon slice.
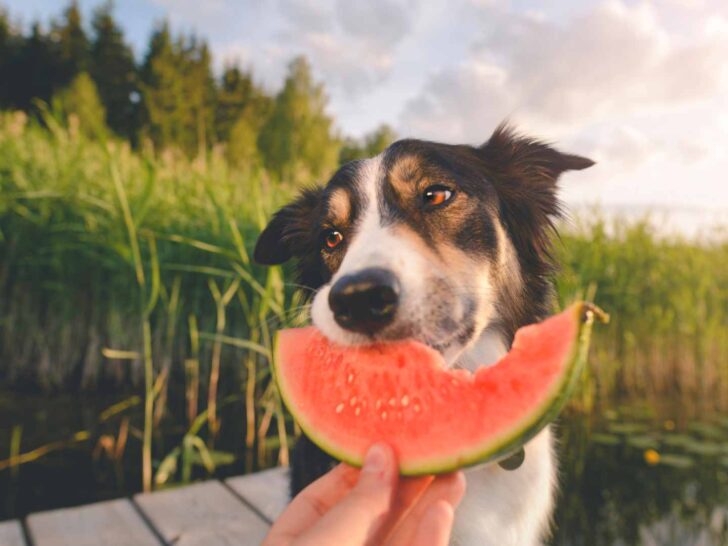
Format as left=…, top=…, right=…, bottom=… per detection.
left=274, top=302, right=603, bottom=475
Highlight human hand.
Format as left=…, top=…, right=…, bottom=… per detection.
left=262, top=443, right=466, bottom=546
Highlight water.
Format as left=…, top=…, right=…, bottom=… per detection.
left=551, top=405, right=728, bottom=546
left=1, top=392, right=727, bottom=545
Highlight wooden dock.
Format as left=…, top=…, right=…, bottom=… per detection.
left=0, top=467, right=289, bottom=546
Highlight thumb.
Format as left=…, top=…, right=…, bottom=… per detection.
left=296, top=443, right=396, bottom=546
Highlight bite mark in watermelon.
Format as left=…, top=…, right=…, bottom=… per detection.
left=274, top=302, right=604, bottom=475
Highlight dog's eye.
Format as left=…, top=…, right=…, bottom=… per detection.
left=423, top=185, right=453, bottom=206
left=322, top=229, right=344, bottom=250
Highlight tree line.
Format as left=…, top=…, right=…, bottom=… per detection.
left=0, top=1, right=395, bottom=181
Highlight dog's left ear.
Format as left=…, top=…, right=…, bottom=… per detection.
left=254, top=187, right=324, bottom=265
left=479, top=123, right=594, bottom=259
left=479, top=123, right=594, bottom=187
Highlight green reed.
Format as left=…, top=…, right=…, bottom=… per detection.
left=555, top=216, right=728, bottom=414
left=0, top=110, right=726, bottom=491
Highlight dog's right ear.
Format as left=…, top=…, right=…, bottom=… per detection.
left=254, top=187, right=324, bottom=265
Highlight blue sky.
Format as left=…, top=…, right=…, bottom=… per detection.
left=4, top=0, right=728, bottom=225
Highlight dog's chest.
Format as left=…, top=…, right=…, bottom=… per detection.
left=450, top=427, right=556, bottom=546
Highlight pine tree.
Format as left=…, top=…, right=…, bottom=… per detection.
left=184, top=38, right=216, bottom=156
left=89, top=1, right=139, bottom=140
left=258, top=57, right=340, bottom=182
left=141, top=24, right=215, bottom=156
left=140, top=22, right=182, bottom=150
left=54, top=1, right=89, bottom=86
left=215, top=65, right=272, bottom=166
left=0, top=9, right=19, bottom=108
left=10, top=23, right=59, bottom=110
left=215, top=66, right=270, bottom=141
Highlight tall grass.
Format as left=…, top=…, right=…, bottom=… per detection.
left=556, top=216, right=728, bottom=414
left=1, top=111, right=726, bottom=491
left=0, top=110, right=302, bottom=485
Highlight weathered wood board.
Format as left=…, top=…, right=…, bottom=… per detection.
left=26, top=498, right=160, bottom=546
left=0, top=520, right=26, bottom=546
left=226, top=466, right=290, bottom=523
left=134, top=480, right=270, bottom=546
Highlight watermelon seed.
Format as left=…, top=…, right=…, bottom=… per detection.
left=335, top=403, right=345, bottom=414
left=347, top=373, right=355, bottom=384
left=349, top=396, right=357, bottom=406
left=381, top=411, right=388, bottom=420
left=401, top=395, right=410, bottom=407
left=413, top=404, right=421, bottom=413
left=388, top=397, right=397, bottom=407
left=354, top=407, right=361, bottom=416
left=375, top=399, right=383, bottom=410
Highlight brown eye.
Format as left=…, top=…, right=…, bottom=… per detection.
left=323, top=229, right=344, bottom=250
left=423, top=185, right=453, bottom=206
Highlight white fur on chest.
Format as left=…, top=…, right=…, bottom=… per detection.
left=452, top=427, right=556, bottom=546
left=450, top=331, right=557, bottom=546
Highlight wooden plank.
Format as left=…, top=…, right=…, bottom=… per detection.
left=0, top=520, right=26, bottom=546
left=226, top=467, right=289, bottom=523
left=134, top=480, right=269, bottom=546
left=26, top=499, right=160, bottom=546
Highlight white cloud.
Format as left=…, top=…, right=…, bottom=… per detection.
left=61, top=0, right=728, bottom=213
left=335, top=0, right=411, bottom=47
left=401, top=1, right=728, bottom=140
left=397, top=1, right=728, bottom=212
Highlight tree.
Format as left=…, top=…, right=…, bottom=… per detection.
left=215, top=66, right=271, bottom=142
left=226, top=114, right=261, bottom=168
left=0, top=9, right=20, bottom=108
left=52, top=72, right=108, bottom=139
left=89, top=1, right=139, bottom=140
left=215, top=65, right=272, bottom=167
left=184, top=38, right=216, bottom=156
left=141, top=23, right=216, bottom=156
left=11, top=23, right=59, bottom=110
left=258, top=57, right=340, bottom=183
left=339, top=124, right=396, bottom=164
left=53, top=1, right=89, bottom=85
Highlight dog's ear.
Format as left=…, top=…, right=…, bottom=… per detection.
left=254, top=187, right=324, bottom=265
left=479, top=123, right=594, bottom=261
left=479, top=123, right=594, bottom=187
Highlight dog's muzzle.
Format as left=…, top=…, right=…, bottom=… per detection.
left=328, top=267, right=400, bottom=335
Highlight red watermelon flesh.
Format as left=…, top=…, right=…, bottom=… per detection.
left=274, top=302, right=600, bottom=475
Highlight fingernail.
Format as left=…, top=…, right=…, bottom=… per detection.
left=363, top=444, right=387, bottom=474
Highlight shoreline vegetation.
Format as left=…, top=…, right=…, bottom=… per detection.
left=2, top=112, right=725, bottom=397
left=0, top=1, right=726, bottom=500
left=1, top=112, right=726, bottom=492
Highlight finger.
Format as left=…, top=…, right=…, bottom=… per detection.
left=262, top=463, right=360, bottom=544
left=385, top=471, right=466, bottom=546
left=410, top=500, right=455, bottom=546
left=295, top=443, right=397, bottom=546
left=375, top=475, right=435, bottom=539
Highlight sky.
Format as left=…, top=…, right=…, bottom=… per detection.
left=4, top=0, right=728, bottom=232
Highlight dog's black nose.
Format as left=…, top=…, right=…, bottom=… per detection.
left=328, top=268, right=400, bottom=335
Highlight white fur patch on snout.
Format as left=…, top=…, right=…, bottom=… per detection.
left=309, top=150, right=512, bottom=369
left=311, top=155, right=432, bottom=347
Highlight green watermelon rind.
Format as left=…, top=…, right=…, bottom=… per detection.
left=274, top=301, right=598, bottom=476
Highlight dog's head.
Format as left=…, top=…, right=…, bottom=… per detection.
left=254, top=124, right=593, bottom=366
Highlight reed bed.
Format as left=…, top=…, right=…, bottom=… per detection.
left=556, top=216, right=728, bottom=414
left=1, top=111, right=726, bottom=490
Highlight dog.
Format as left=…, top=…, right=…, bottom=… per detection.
left=254, top=124, right=594, bottom=545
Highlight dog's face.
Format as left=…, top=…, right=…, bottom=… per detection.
left=255, top=125, right=593, bottom=366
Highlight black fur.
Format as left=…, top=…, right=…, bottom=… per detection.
left=254, top=124, right=593, bottom=497
left=479, top=124, right=594, bottom=340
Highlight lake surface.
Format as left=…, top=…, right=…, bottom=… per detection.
left=1, top=391, right=727, bottom=545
